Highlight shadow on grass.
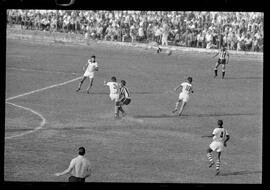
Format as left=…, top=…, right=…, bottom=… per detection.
left=134, top=112, right=258, bottom=119
left=227, top=76, right=263, bottom=80
left=219, top=170, right=262, bottom=176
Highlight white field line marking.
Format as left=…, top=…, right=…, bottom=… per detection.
left=6, top=67, right=79, bottom=75
left=5, top=101, right=46, bottom=140
left=6, top=76, right=81, bottom=101
left=5, top=76, right=81, bottom=139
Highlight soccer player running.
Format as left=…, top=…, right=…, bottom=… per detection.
left=172, top=76, right=194, bottom=116
left=203, top=120, right=230, bottom=176
left=76, top=55, right=99, bottom=93
left=104, top=76, right=121, bottom=119
left=117, top=80, right=131, bottom=117
left=212, top=46, right=229, bottom=79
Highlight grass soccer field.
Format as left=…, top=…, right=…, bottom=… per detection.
left=5, top=38, right=263, bottom=183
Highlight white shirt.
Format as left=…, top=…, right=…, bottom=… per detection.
left=68, top=155, right=91, bottom=178
left=86, top=61, right=98, bottom=73
left=106, top=82, right=120, bottom=94
left=181, top=82, right=192, bottom=95
left=212, top=128, right=229, bottom=143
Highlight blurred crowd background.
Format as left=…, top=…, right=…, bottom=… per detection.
left=7, top=10, right=263, bottom=52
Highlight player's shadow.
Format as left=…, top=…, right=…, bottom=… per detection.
left=219, top=170, right=261, bottom=176
left=76, top=91, right=107, bottom=95
left=227, top=76, right=262, bottom=80
left=134, top=112, right=258, bottom=119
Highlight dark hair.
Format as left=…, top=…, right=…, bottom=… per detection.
left=187, top=77, right=192, bottom=82
left=91, top=55, right=96, bottom=59
left=217, top=120, right=223, bottom=127
left=111, top=76, right=117, bottom=81
left=78, top=147, right=86, bottom=156
left=121, top=80, right=126, bottom=86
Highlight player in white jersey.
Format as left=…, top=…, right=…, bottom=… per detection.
left=212, top=46, right=229, bottom=79
left=202, top=120, right=230, bottom=175
left=172, top=77, right=194, bottom=116
left=104, top=76, right=121, bottom=119
left=76, top=55, right=99, bottom=93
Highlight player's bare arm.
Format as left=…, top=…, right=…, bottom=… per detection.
left=226, top=53, right=230, bottom=64
left=212, top=52, right=219, bottom=58
left=83, top=63, right=88, bottom=71
left=224, top=134, right=230, bottom=147
left=174, top=84, right=182, bottom=91
left=201, top=134, right=214, bottom=138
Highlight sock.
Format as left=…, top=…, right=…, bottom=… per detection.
left=119, top=106, right=124, bottom=113
left=214, top=69, right=218, bottom=77
left=207, top=153, right=214, bottom=164
left=78, top=81, right=83, bottom=89
left=216, top=159, right=221, bottom=171
left=114, top=106, right=119, bottom=116
left=175, top=102, right=180, bottom=110
left=222, top=71, right=225, bottom=78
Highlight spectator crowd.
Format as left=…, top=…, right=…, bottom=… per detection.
left=7, top=10, right=263, bottom=52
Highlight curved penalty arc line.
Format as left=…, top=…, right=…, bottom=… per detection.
left=5, top=76, right=81, bottom=139
left=5, top=101, right=46, bottom=140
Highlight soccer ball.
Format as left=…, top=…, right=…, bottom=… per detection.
left=166, top=50, right=172, bottom=56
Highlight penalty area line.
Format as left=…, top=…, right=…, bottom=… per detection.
left=6, top=76, right=81, bottom=101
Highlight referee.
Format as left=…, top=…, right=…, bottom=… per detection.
left=54, top=147, right=92, bottom=182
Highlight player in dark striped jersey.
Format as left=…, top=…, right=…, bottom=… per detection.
left=212, top=46, right=230, bottom=79
left=117, top=80, right=131, bottom=117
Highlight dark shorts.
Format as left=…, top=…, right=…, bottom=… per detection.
left=218, top=58, right=226, bottom=65
left=68, top=176, right=85, bottom=182
left=120, top=98, right=131, bottom=105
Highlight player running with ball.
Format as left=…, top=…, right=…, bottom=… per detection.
left=104, top=76, right=121, bottom=119
left=76, top=55, right=99, bottom=93
left=172, top=77, right=194, bottom=116
left=203, top=120, right=230, bottom=176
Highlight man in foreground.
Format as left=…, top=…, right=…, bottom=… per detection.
left=54, top=147, right=92, bottom=182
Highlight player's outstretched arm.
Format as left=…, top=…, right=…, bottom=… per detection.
left=224, top=134, right=230, bottom=147
left=174, top=84, right=182, bottom=91
left=226, top=54, right=230, bottom=64
left=201, top=134, right=214, bottom=138
left=212, top=52, right=219, bottom=58
left=83, top=63, right=88, bottom=71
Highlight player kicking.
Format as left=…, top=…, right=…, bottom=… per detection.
left=212, top=46, right=229, bottom=79
left=203, top=120, right=230, bottom=176
left=104, top=76, right=121, bottom=119
left=117, top=80, right=131, bottom=117
left=76, top=55, right=99, bottom=93
left=172, top=77, right=194, bottom=116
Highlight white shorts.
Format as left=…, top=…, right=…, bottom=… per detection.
left=83, top=71, right=94, bottom=79
left=109, top=94, right=119, bottom=102
left=179, top=92, right=189, bottom=102
left=209, top=141, right=224, bottom=152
